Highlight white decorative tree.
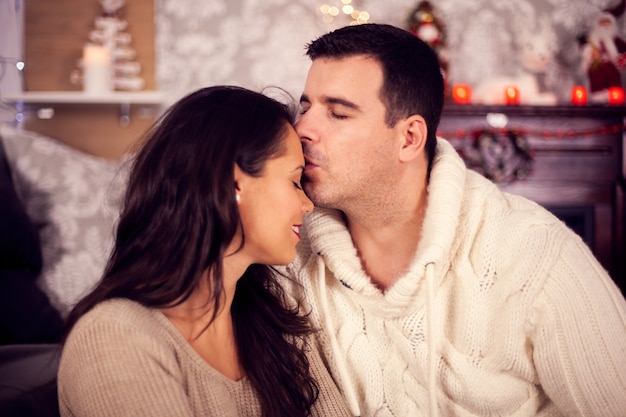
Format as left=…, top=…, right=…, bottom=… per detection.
left=73, top=0, right=145, bottom=91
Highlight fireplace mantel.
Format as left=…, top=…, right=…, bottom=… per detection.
left=438, top=104, right=625, bottom=288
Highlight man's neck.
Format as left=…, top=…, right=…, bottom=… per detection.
left=345, top=190, right=427, bottom=291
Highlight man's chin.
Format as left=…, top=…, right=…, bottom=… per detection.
left=303, top=182, right=323, bottom=206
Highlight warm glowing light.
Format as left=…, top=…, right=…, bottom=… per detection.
left=608, top=86, right=625, bottom=105
left=452, top=84, right=472, bottom=104
left=319, top=1, right=369, bottom=25
left=82, top=44, right=112, bottom=94
left=571, top=86, right=587, bottom=105
left=504, top=86, right=520, bottom=105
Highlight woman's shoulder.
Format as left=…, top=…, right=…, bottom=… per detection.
left=58, top=299, right=195, bottom=417
left=77, top=298, right=156, bottom=328
left=60, top=299, right=184, bottom=381
left=66, top=298, right=170, bottom=349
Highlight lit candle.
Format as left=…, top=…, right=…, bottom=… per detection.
left=452, top=84, right=472, bottom=104
left=82, top=44, right=112, bottom=94
left=571, top=86, right=587, bottom=105
left=608, top=86, right=625, bottom=105
left=504, top=86, right=520, bottom=105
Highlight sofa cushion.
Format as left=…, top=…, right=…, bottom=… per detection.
left=0, top=137, right=63, bottom=343
left=0, top=124, right=126, bottom=317
left=0, top=136, right=41, bottom=272
left=0, top=269, right=64, bottom=344
left=0, top=343, right=60, bottom=415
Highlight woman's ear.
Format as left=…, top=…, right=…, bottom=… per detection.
left=398, top=115, right=427, bottom=162
left=233, top=165, right=244, bottom=199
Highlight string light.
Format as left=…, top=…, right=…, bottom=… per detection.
left=319, top=0, right=370, bottom=25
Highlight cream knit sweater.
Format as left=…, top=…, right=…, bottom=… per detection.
left=57, top=298, right=352, bottom=417
left=285, top=139, right=626, bottom=417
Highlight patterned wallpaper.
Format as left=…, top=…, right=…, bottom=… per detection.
left=155, top=0, right=626, bottom=106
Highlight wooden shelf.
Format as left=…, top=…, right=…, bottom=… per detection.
left=4, top=91, right=163, bottom=105
left=4, top=91, right=164, bottom=127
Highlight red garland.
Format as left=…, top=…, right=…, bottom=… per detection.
left=437, top=123, right=626, bottom=140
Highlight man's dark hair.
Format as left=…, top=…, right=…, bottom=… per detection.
left=306, top=23, right=444, bottom=170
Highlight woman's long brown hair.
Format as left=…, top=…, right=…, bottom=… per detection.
left=63, top=86, right=318, bottom=416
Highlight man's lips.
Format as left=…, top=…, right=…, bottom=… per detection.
left=304, top=156, right=319, bottom=170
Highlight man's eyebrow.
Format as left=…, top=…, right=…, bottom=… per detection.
left=299, top=93, right=361, bottom=111
left=325, top=96, right=361, bottom=111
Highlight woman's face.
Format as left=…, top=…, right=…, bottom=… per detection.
left=236, top=125, right=314, bottom=265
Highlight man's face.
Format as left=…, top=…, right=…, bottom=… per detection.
left=296, top=55, right=399, bottom=211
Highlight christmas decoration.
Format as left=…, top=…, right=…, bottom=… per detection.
left=460, top=129, right=534, bottom=183
left=437, top=123, right=626, bottom=142
left=407, top=1, right=450, bottom=99
left=579, top=0, right=626, bottom=103
left=72, top=0, right=144, bottom=92
left=438, top=119, right=626, bottom=184
left=472, top=16, right=558, bottom=106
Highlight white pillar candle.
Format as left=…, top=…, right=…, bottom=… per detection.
left=83, top=44, right=112, bottom=94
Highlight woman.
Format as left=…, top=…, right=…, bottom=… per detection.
left=57, top=86, right=351, bottom=417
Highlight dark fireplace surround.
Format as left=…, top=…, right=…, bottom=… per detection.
left=438, top=104, right=625, bottom=292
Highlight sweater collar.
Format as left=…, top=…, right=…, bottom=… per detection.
left=304, top=139, right=467, bottom=317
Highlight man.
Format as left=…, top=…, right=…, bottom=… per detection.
left=285, top=23, right=626, bottom=417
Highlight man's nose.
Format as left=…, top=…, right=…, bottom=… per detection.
left=296, top=110, right=318, bottom=143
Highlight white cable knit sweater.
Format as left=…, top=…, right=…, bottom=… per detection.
left=285, top=138, right=626, bottom=417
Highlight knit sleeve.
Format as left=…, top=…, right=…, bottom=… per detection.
left=529, top=235, right=626, bottom=417
left=58, top=306, right=194, bottom=417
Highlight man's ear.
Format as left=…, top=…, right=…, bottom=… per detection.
left=398, top=115, right=427, bottom=162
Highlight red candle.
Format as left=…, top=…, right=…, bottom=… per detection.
left=504, top=86, right=520, bottom=105
left=571, top=86, right=587, bottom=105
left=608, top=87, right=625, bottom=105
left=452, top=84, right=472, bottom=104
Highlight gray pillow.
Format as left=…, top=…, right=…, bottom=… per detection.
left=0, top=124, right=127, bottom=317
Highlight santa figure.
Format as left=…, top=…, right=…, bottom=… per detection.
left=580, top=0, right=626, bottom=98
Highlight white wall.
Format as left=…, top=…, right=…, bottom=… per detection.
left=0, top=0, right=24, bottom=124
left=155, top=0, right=626, bottom=106
left=3, top=0, right=623, bottom=111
